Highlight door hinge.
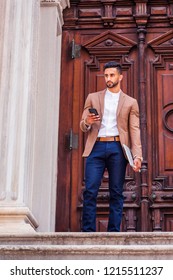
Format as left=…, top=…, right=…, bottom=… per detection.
left=69, top=129, right=78, bottom=150
left=71, top=39, right=81, bottom=59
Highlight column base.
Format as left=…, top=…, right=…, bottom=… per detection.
left=0, top=207, right=39, bottom=234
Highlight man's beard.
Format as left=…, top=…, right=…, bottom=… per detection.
left=106, top=81, right=119, bottom=88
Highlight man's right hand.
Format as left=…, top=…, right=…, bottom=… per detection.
left=85, top=113, right=100, bottom=125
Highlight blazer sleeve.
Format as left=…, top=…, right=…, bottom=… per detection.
left=80, top=94, right=92, bottom=132
left=129, top=99, right=143, bottom=158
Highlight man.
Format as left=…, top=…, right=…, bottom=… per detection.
left=80, top=61, right=142, bottom=232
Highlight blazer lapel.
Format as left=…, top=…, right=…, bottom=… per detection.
left=116, top=90, right=125, bottom=116
left=98, top=89, right=106, bottom=118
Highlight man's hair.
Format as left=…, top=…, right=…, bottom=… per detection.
left=103, top=61, right=122, bottom=74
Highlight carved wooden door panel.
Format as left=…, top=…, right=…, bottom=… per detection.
left=56, top=0, right=173, bottom=232
left=147, top=31, right=173, bottom=231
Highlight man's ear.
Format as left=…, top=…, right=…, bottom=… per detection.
left=119, top=75, right=123, bottom=81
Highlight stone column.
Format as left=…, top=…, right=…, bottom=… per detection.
left=0, top=0, right=40, bottom=233
left=31, top=0, right=69, bottom=232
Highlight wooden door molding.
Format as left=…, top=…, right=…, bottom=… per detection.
left=83, top=30, right=137, bottom=55
left=148, top=30, right=173, bottom=52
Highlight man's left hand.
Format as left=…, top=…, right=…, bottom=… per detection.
left=133, top=158, right=142, bottom=172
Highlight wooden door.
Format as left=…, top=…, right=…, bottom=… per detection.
left=146, top=31, right=173, bottom=231
left=56, top=0, right=173, bottom=232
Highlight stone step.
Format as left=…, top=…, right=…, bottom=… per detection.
left=1, top=244, right=173, bottom=260
left=1, top=232, right=173, bottom=245
left=0, top=232, right=173, bottom=259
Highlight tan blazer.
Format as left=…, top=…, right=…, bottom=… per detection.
left=80, top=89, right=142, bottom=158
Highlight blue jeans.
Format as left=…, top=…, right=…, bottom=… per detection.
left=82, top=141, right=127, bottom=232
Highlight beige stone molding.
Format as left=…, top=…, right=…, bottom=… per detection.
left=40, top=0, right=70, bottom=9
left=40, top=0, right=70, bottom=35
left=0, top=207, right=39, bottom=234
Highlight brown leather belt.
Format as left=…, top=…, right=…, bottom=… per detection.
left=96, top=136, right=120, bottom=142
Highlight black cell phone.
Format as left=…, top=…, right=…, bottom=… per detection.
left=89, top=108, right=99, bottom=115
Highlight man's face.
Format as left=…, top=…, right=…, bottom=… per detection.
left=104, top=67, right=122, bottom=88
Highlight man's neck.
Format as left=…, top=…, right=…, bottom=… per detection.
left=107, top=87, right=121, bottom=94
